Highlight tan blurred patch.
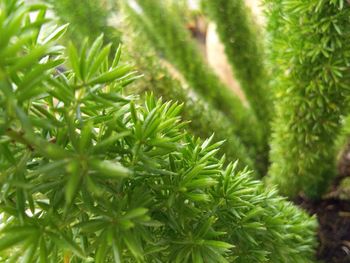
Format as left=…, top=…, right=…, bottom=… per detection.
left=245, top=0, right=265, bottom=25
left=206, top=23, right=247, bottom=103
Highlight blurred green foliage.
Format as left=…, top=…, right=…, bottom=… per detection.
left=205, top=0, right=271, bottom=133
left=49, top=0, right=121, bottom=49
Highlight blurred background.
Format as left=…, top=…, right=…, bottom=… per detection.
left=47, top=0, right=263, bottom=103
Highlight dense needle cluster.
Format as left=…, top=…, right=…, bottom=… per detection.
left=266, top=0, right=350, bottom=198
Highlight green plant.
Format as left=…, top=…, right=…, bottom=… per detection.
left=0, top=1, right=316, bottom=262
left=59, top=0, right=261, bottom=173
left=49, top=0, right=265, bottom=174
left=204, top=0, right=272, bottom=174
left=122, top=23, right=256, bottom=173
left=205, top=0, right=271, bottom=133
left=49, top=0, right=350, bottom=201
left=49, top=0, right=120, bottom=49
left=123, top=0, right=264, bottom=161
left=266, top=0, right=350, bottom=198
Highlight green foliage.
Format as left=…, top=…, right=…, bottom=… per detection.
left=123, top=35, right=256, bottom=173
left=123, top=0, right=264, bottom=161
left=49, top=0, right=120, bottom=49
left=266, top=0, right=350, bottom=198
left=205, top=0, right=271, bottom=133
left=0, top=1, right=317, bottom=262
